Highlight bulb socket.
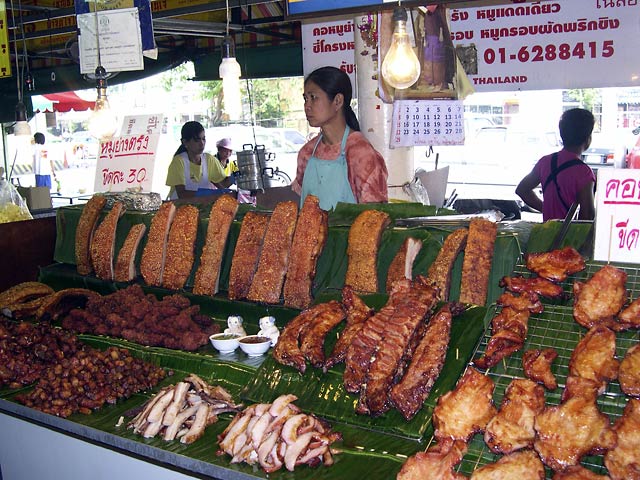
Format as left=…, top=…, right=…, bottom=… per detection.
left=221, top=35, right=235, bottom=59
left=392, top=7, right=408, bottom=22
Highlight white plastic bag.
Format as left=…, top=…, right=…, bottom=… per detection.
left=0, top=179, right=33, bottom=223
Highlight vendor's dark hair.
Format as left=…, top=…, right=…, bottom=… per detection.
left=174, top=121, right=205, bottom=155
left=34, top=132, right=45, bottom=144
left=559, top=108, right=595, bottom=148
left=305, top=66, right=360, bottom=132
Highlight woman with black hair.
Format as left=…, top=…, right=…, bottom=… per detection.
left=291, top=66, right=388, bottom=211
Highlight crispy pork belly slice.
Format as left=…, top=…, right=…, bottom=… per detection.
left=474, top=307, right=530, bottom=370
left=344, top=209, right=391, bottom=293
left=298, top=300, right=345, bottom=369
left=90, top=201, right=125, bottom=281
left=0, top=282, right=54, bottom=308
left=569, top=325, right=619, bottom=393
left=390, top=304, right=452, bottom=421
left=425, top=228, right=468, bottom=301
left=114, top=223, right=147, bottom=282
left=397, top=438, right=468, bottom=480
left=619, top=344, right=640, bottom=397
left=228, top=211, right=269, bottom=300
left=470, top=449, right=545, bottom=480
left=162, top=204, right=200, bottom=290
left=484, top=379, right=546, bottom=455
left=324, top=286, right=374, bottom=370
left=247, top=201, right=298, bottom=304
left=432, top=367, right=497, bottom=442
left=140, top=202, right=177, bottom=287
left=385, top=237, right=423, bottom=293
left=193, top=195, right=239, bottom=296
left=272, top=305, right=326, bottom=374
left=75, top=194, right=107, bottom=275
left=573, top=265, right=628, bottom=330
left=604, top=398, right=640, bottom=480
left=35, top=288, right=101, bottom=321
left=459, top=218, right=497, bottom=306
left=522, top=348, right=559, bottom=390
left=525, top=246, right=586, bottom=282
left=283, top=194, right=328, bottom=309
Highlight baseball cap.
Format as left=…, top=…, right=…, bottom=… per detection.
left=216, top=138, right=233, bottom=150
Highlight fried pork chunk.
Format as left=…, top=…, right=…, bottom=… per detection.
left=534, top=376, right=617, bottom=471
left=385, top=237, right=423, bottom=293
left=618, top=296, right=640, bottom=329
left=525, top=246, right=586, bottom=282
left=523, top=348, right=559, bottom=390
left=497, top=291, right=543, bottom=313
left=499, top=275, right=565, bottom=299
left=569, top=325, right=619, bottom=393
left=425, top=228, right=468, bottom=301
left=474, top=307, right=530, bottom=369
left=604, top=398, right=640, bottom=480
left=432, top=367, right=497, bottom=442
left=228, top=212, right=269, bottom=300
left=484, top=379, right=545, bottom=454
left=162, top=204, right=199, bottom=290
left=140, top=202, right=177, bottom=287
left=459, top=218, right=497, bottom=306
left=573, top=265, right=627, bottom=329
left=75, top=194, right=107, bottom=275
left=619, top=344, right=640, bottom=397
left=396, top=439, right=468, bottom=480
left=344, top=209, right=391, bottom=293
left=552, top=465, right=612, bottom=480
left=470, top=449, right=545, bottom=480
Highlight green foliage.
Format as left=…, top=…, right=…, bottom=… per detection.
left=158, top=63, right=191, bottom=92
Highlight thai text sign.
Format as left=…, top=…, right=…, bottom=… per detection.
left=594, top=168, right=640, bottom=264
left=93, top=133, right=160, bottom=193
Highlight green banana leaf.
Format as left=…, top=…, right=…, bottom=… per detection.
left=524, top=220, right=594, bottom=254
left=328, top=202, right=454, bottom=227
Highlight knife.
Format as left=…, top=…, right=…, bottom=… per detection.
left=550, top=201, right=579, bottom=250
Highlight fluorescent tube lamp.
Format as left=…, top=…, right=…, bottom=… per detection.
left=88, top=66, right=118, bottom=140
left=381, top=7, right=421, bottom=90
left=219, top=35, right=242, bottom=120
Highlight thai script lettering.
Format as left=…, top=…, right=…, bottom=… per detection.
left=604, top=178, right=640, bottom=201
left=312, top=23, right=354, bottom=37
left=477, top=2, right=561, bottom=21
left=480, top=17, right=620, bottom=41
left=615, top=219, right=640, bottom=251
left=100, top=135, right=151, bottom=160
left=312, top=39, right=355, bottom=53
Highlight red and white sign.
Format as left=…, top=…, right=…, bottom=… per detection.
left=450, top=0, right=640, bottom=91
left=594, top=168, right=640, bottom=264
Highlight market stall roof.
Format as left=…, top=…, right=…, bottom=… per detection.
left=32, top=92, right=96, bottom=113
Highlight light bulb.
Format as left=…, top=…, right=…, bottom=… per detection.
left=381, top=7, right=421, bottom=90
left=219, top=35, right=242, bottom=121
left=14, top=102, right=32, bottom=136
left=89, top=89, right=118, bottom=140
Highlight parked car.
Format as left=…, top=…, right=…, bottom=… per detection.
left=267, top=127, right=307, bottom=147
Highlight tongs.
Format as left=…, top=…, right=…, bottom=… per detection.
left=550, top=201, right=578, bottom=250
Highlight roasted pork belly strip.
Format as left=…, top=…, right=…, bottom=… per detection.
left=385, top=237, right=423, bottom=293
left=459, top=218, right=497, bottom=306
left=114, top=223, right=147, bottom=282
left=228, top=212, right=269, bottom=300
left=140, top=202, right=177, bottom=287
left=75, top=194, right=107, bottom=275
left=193, top=195, right=239, bottom=296
left=344, top=209, right=391, bottom=293
left=90, top=201, right=125, bottom=281
left=248, top=201, right=298, bottom=304
left=425, top=228, right=468, bottom=301
left=272, top=306, right=323, bottom=374
left=324, top=286, right=374, bottom=370
left=390, top=304, right=453, bottom=421
left=162, top=204, right=200, bottom=290
left=298, top=300, right=345, bottom=369
left=283, top=195, right=328, bottom=309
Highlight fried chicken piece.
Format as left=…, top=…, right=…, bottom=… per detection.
left=569, top=325, right=619, bottom=393
left=534, top=376, right=617, bottom=471
left=604, top=398, right=640, bottom=480
left=553, top=465, right=612, bottom=480
left=525, top=246, right=586, bottom=282
left=474, top=307, right=530, bottom=369
left=573, top=265, right=627, bottom=329
left=619, top=344, right=640, bottom=397
left=228, top=212, right=269, bottom=300
left=617, top=296, right=640, bottom=330
left=298, top=300, right=345, bottom=369
left=470, top=449, right=545, bottom=479
left=484, top=379, right=545, bottom=454
left=425, top=228, right=468, bottom=301
left=385, top=237, right=423, bottom=293
left=459, top=218, right=497, bottom=306
left=433, top=367, right=497, bottom=442
left=497, top=291, right=543, bottom=314
left=523, top=348, right=559, bottom=390
left=397, top=438, right=468, bottom=480
left=344, top=209, right=391, bottom=293
left=499, top=275, right=565, bottom=299
left=75, top=194, right=107, bottom=275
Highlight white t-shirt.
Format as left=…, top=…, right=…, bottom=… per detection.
left=33, top=144, right=51, bottom=176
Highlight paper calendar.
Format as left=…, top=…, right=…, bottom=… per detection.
left=390, top=99, right=465, bottom=147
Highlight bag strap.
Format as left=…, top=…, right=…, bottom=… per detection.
left=542, top=152, right=583, bottom=211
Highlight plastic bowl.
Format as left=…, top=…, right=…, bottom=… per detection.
left=238, top=335, right=272, bottom=356
left=209, top=333, right=242, bottom=354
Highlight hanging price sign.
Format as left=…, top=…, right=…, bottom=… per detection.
left=390, top=99, right=465, bottom=147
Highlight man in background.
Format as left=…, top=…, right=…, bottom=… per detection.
left=33, top=132, right=56, bottom=189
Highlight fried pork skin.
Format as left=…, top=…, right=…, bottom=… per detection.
left=604, top=398, right=640, bottom=480
left=459, top=218, right=497, bottom=306
left=298, top=300, right=345, bottom=369
left=162, top=204, right=200, bottom=290
left=0, top=282, right=54, bottom=310
left=228, top=212, right=269, bottom=300
left=90, top=201, right=125, bottom=280
left=396, top=439, right=468, bottom=480
left=619, top=344, right=640, bottom=397
left=75, top=194, right=107, bottom=275
left=534, top=376, right=617, bottom=471
left=385, top=237, right=423, bottom=293
left=569, top=325, right=619, bottom=393
left=522, top=348, right=559, bottom=390
left=525, top=246, right=586, bottom=282
left=470, top=449, right=545, bottom=480
left=432, top=367, right=497, bottom=442
left=484, top=379, right=545, bottom=454
left=283, top=194, right=328, bottom=309
left=344, top=209, right=391, bottom=293
left=425, top=228, right=468, bottom=301
left=573, top=265, right=627, bottom=329
left=390, top=304, right=452, bottom=421
left=248, top=201, right=298, bottom=304
left=114, top=223, right=147, bottom=282
left=193, top=195, right=238, bottom=296
left=499, top=275, right=565, bottom=299
left=140, top=202, right=177, bottom=287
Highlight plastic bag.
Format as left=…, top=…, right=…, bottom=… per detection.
left=0, top=178, right=33, bottom=223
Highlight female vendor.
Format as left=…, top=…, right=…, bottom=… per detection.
left=166, top=121, right=233, bottom=199
left=291, top=66, right=389, bottom=210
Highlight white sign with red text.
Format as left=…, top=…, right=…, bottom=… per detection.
left=93, top=134, right=160, bottom=193
left=450, top=0, right=640, bottom=91
left=120, top=113, right=164, bottom=136
left=594, top=168, right=640, bottom=264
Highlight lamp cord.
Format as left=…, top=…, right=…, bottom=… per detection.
left=9, top=0, right=22, bottom=103
left=94, top=1, right=102, bottom=69
left=225, top=0, right=230, bottom=35
left=18, top=0, right=30, bottom=83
